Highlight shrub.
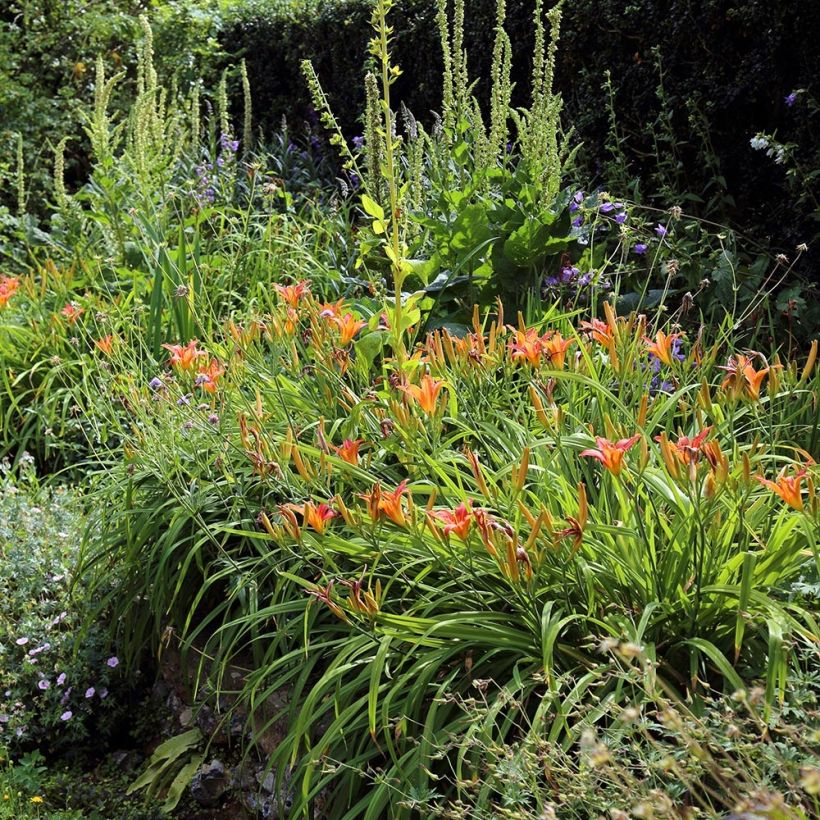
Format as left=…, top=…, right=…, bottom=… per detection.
left=0, top=462, right=130, bottom=757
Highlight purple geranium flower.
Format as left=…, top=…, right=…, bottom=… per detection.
left=38, top=679, right=50, bottom=690
left=107, top=657, right=119, bottom=668
left=16, top=637, right=29, bottom=646
left=655, top=224, right=668, bottom=238
left=600, top=202, right=615, bottom=213
left=572, top=215, right=584, bottom=228
left=352, top=135, right=365, bottom=150
left=785, top=92, right=797, bottom=107
left=60, top=710, right=73, bottom=721
left=85, top=687, right=95, bottom=699
left=634, top=243, right=648, bottom=255
left=149, top=377, right=163, bottom=391
left=57, top=673, right=66, bottom=686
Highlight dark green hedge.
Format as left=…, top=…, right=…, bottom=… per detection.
left=221, top=0, right=820, bottom=256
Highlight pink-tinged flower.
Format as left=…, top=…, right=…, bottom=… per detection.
left=654, top=427, right=713, bottom=467
left=579, top=318, right=613, bottom=345
left=106, top=656, right=119, bottom=668
left=283, top=501, right=338, bottom=534
left=16, top=637, right=29, bottom=646
left=60, top=710, right=73, bottom=721
left=509, top=327, right=551, bottom=367
left=85, top=687, right=95, bottom=699
left=431, top=500, right=474, bottom=540
left=60, top=303, right=84, bottom=325
left=274, top=280, right=311, bottom=307
left=57, top=673, right=66, bottom=686
left=38, top=679, right=50, bottom=691
left=580, top=435, right=641, bottom=475
left=163, top=340, right=207, bottom=371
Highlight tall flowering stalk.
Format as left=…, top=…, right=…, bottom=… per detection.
left=370, top=0, right=407, bottom=362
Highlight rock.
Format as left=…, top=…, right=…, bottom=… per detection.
left=190, top=758, right=229, bottom=808
left=108, top=749, right=143, bottom=772
left=196, top=703, right=217, bottom=735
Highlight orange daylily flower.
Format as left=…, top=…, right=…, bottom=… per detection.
left=333, top=313, right=367, bottom=345
left=286, top=501, right=338, bottom=533
left=555, top=483, right=589, bottom=551
left=580, top=434, right=641, bottom=475
left=401, top=374, right=446, bottom=415
left=543, top=332, right=574, bottom=369
left=643, top=330, right=684, bottom=366
left=342, top=576, right=381, bottom=616
left=334, top=438, right=363, bottom=465
left=509, top=327, right=551, bottom=367
left=306, top=581, right=347, bottom=621
left=655, top=426, right=712, bottom=466
left=756, top=468, right=807, bottom=511
left=274, top=279, right=311, bottom=307
left=94, top=334, right=115, bottom=356
left=195, top=358, right=225, bottom=393
left=317, top=298, right=346, bottom=319
left=741, top=364, right=770, bottom=400
left=431, top=500, right=474, bottom=540
left=163, top=340, right=207, bottom=371
left=0, top=276, right=20, bottom=308
left=579, top=317, right=613, bottom=345
left=719, top=352, right=776, bottom=401
left=60, top=303, right=84, bottom=325
left=359, top=480, right=410, bottom=526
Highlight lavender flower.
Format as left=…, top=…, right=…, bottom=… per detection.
left=219, top=133, right=239, bottom=153
left=38, top=680, right=50, bottom=691
left=785, top=92, right=797, bottom=107
left=60, top=710, right=73, bottom=721
left=107, top=657, right=119, bottom=668
left=85, top=687, right=95, bottom=699
left=634, top=243, right=648, bottom=255
left=57, top=673, right=66, bottom=686
left=655, top=224, right=668, bottom=238
left=149, top=377, right=163, bottom=391
left=599, top=202, right=615, bottom=213
left=614, top=212, right=627, bottom=225
left=572, top=215, right=584, bottom=228
left=16, top=637, right=29, bottom=646
left=352, top=135, right=365, bottom=150
left=99, top=688, right=108, bottom=700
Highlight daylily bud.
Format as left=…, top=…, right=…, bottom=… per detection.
left=801, top=340, right=818, bottom=383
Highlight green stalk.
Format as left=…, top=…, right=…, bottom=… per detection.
left=373, top=0, right=405, bottom=363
